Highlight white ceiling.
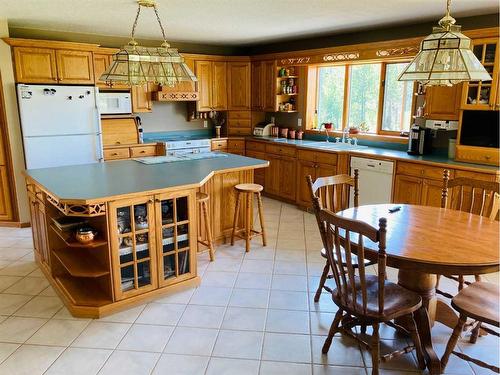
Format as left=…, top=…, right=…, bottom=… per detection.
left=0, top=0, right=498, bottom=46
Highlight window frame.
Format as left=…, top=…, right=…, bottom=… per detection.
left=314, top=59, right=416, bottom=137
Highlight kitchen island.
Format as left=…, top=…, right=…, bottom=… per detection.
left=23, top=154, right=268, bottom=318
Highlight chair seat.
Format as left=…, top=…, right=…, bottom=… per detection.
left=320, top=248, right=376, bottom=268
left=235, top=183, right=263, bottom=193
left=332, top=275, right=422, bottom=321
left=196, top=192, right=209, bottom=202
left=451, top=282, right=500, bottom=327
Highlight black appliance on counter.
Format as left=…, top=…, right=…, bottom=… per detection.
left=407, top=124, right=433, bottom=155
left=460, top=110, right=499, bottom=148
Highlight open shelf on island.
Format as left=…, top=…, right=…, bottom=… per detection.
left=52, top=248, right=110, bottom=278
left=277, top=75, right=298, bottom=79
left=50, top=225, right=108, bottom=249
left=55, top=275, right=112, bottom=307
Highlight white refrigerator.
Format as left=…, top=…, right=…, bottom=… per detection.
left=17, top=84, right=103, bottom=169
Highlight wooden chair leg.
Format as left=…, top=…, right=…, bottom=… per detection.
left=470, top=321, right=481, bottom=344
left=256, top=192, right=267, bottom=246
left=458, top=275, right=465, bottom=291
left=474, top=274, right=481, bottom=282
left=371, top=322, right=380, bottom=375
left=407, top=313, right=426, bottom=370
left=245, top=193, right=251, bottom=252
left=441, top=313, right=467, bottom=370
left=322, top=309, right=343, bottom=353
left=230, top=192, right=241, bottom=246
left=314, top=261, right=329, bottom=303
left=436, top=274, right=441, bottom=289
left=201, top=201, right=215, bottom=262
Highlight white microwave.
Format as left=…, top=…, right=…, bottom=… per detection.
left=98, top=92, right=132, bottom=114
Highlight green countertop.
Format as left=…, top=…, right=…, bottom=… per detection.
left=250, top=136, right=499, bottom=172
left=25, top=154, right=268, bottom=202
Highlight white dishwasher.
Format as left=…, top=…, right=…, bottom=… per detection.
left=350, top=156, right=394, bottom=206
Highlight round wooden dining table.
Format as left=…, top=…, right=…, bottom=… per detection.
left=336, top=204, right=499, bottom=375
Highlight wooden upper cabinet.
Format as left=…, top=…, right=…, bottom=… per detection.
left=263, top=60, right=276, bottom=112
left=212, top=61, right=227, bottom=110
left=13, top=47, right=58, bottom=83
left=227, top=62, right=251, bottom=110
left=55, top=50, right=94, bottom=84
left=131, top=83, right=152, bottom=113
left=251, top=61, right=263, bottom=110
left=425, top=84, right=462, bottom=120
left=93, top=53, right=110, bottom=86
left=195, top=60, right=213, bottom=111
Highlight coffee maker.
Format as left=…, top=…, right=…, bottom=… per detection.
left=407, top=124, right=432, bottom=155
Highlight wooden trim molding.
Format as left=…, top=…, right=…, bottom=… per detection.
left=251, top=27, right=499, bottom=64
left=3, top=37, right=100, bottom=51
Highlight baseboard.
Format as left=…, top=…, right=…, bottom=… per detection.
left=0, top=221, right=31, bottom=228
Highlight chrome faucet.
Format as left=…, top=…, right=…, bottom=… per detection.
left=342, top=128, right=350, bottom=143
left=325, top=128, right=330, bottom=142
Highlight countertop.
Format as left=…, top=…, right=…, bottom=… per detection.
left=248, top=136, right=499, bottom=173
left=24, top=154, right=268, bottom=203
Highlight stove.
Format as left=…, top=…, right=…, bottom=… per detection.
left=165, top=138, right=211, bottom=156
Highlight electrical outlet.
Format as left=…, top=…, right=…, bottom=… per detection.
left=203, top=120, right=208, bottom=128
left=297, top=118, right=302, bottom=127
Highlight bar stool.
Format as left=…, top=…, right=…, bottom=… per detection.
left=197, top=192, right=215, bottom=261
left=230, top=183, right=266, bottom=252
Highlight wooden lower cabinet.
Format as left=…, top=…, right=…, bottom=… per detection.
left=28, top=191, right=49, bottom=270
left=245, top=150, right=266, bottom=186
left=264, top=155, right=296, bottom=201
left=393, top=175, right=422, bottom=205
left=296, top=160, right=316, bottom=207
left=421, top=178, right=445, bottom=207
left=108, top=191, right=196, bottom=300
left=0, top=166, right=14, bottom=221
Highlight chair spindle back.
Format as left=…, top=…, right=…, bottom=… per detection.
left=441, top=170, right=500, bottom=220
left=308, top=169, right=359, bottom=213
left=316, top=207, right=387, bottom=315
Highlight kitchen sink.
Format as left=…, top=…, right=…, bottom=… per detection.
left=303, top=142, right=369, bottom=151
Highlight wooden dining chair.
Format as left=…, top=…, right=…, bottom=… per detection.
left=441, top=281, right=499, bottom=373
left=315, top=207, right=425, bottom=375
left=307, top=170, right=375, bottom=303
left=440, top=171, right=500, bottom=285
left=438, top=170, right=500, bottom=343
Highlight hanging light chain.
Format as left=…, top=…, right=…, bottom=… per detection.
left=153, top=4, right=169, bottom=46
left=130, top=3, right=142, bottom=43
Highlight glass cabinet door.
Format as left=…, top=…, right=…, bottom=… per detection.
left=110, top=197, right=157, bottom=300
left=463, top=39, right=499, bottom=110
left=156, top=192, right=195, bottom=287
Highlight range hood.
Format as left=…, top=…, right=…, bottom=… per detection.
left=152, top=82, right=199, bottom=102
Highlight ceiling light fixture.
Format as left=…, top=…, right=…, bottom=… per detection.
left=100, top=0, right=197, bottom=87
left=398, top=0, right=491, bottom=86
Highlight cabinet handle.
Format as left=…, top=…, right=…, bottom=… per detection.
left=116, top=141, right=121, bottom=145
left=155, top=198, right=161, bottom=203
left=148, top=198, right=154, bottom=203
left=58, top=78, right=63, bottom=81
left=140, top=150, right=146, bottom=154
left=112, top=153, right=118, bottom=156
left=485, top=155, right=491, bottom=160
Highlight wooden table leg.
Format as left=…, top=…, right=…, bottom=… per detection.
left=397, top=270, right=441, bottom=375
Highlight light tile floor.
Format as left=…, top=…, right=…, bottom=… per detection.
left=0, top=197, right=498, bottom=374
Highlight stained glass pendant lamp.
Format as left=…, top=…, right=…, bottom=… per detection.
left=398, top=0, right=492, bottom=86
left=100, top=0, right=197, bottom=87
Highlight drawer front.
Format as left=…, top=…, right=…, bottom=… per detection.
left=265, top=144, right=297, bottom=157
left=130, top=145, right=157, bottom=158
left=104, top=148, right=130, bottom=160
left=246, top=141, right=266, bottom=152
left=396, top=161, right=446, bottom=180
left=228, top=140, right=245, bottom=150
left=298, top=149, right=317, bottom=162
left=455, top=146, right=500, bottom=166
left=228, top=111, right=251, bottom=119
left=211, top=140, right=228, bottom=150
left=454, top=169, right=498, bottom=182
left=228, top=127, right=252, bottom=136
left=228, top=119, right=251, bottom=128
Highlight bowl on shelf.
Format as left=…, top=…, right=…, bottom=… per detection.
left=75, top=227, right=98, bottom=244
